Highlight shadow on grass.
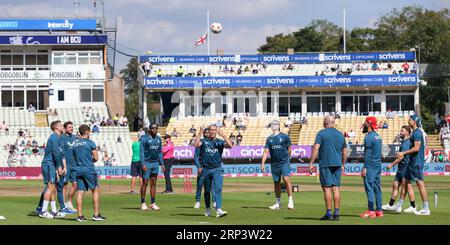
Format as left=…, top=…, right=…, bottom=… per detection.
left=170, top=213, right=206, bottom=217
left=241, top=206, right=268, bottom=209
left=176, top=206, right=196, bottom=209
left=284, top=217, right=323, bottom=221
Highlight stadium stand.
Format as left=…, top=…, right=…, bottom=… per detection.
left=144, top=62, right=417, bottom=78
left=0, top=105, right=132, bottom=167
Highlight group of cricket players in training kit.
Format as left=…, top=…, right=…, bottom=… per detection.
left=33, top=113, right=430, bottom=222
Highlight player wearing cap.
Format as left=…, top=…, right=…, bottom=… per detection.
left=396, top=115, right=431, bottom=215
left=382, top=125, right=416, bottom=213
left=360, top=116, right=384, bottom=218
left=261, top=120, right=294, bottom=210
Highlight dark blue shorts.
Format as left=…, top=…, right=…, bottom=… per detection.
left=42, top=164, right=56, bottom=185
left=77, top=172, right=99, bottom=191
left=141, top=162, right=159, bottom=180
left=394, top=166, right=408, bottom=182
left=405, top=163, right=424, bottom=182
left=319, top=166, right=342, bottom=187
left=131, top=161, right=142, bottom=177
left=64, top=166, right=77, bottom=183
left=271, top=164, right=291, bottom=183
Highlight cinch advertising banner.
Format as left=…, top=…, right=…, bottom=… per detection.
left=0, top=19, right=97, bottom=31
left=172, top=145, right=312, bottom=160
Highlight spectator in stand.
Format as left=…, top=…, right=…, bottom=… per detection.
left=123, top=115, right=128, bottom=126
left=236, top=133, right=243, bottom=146
left=348, top=129, right=356, bottom=138
left=38, top=146, right=45, bottom=156
left=156, top=68, right=163, bottom=77
left=287, top=63, right=294, bottom=70
left=18, top=128, right=24, bottom=137
left=92, top=124, right=100, bottom=135
left=171, top=128, right=179, bottom=138
left=229, top=133, right=236, bottom=145
left=335, top=113, right=341, bottom=119
left=117, top=136, right=122, bottom=143
left=387, top=62, right=393, bottom=70
left=410, top=60, right=418, bottom=74
left=95, top=113, right=102, bottom=123
left=386, top=108, right=394, bottom=119
left=103, top=152, right=111, bottom=166
left=401, top=62, right=410, bottom=74
left=439, top=125, right=449, bottom=144
left=382, top=121, right=389, bottom=129
left=344, top=131, right=349, bottom=138
left=144, top=60, right=152, bottom=76
left=113, top=113, right=119, bottom=126
left=100, top=117, right=107, bottom=126
left=176, top=66, right=184, bottom=77
left=90, top=114, right=96, bottom=124
left=106, top=118, right=114, bottom=126
left=301, top=117, right=308, bottom=125
left=28, top=103, right=36, bottom=112
left=32, top=146, right=39, bottom=155
left=371, top=62, right=379, bottom=71
left=284, top=117, right=293, bottom=128
left=378, top=121, right=383, bottom=129
left=196, top=69, right=204, bottom=76
left=0, top=121, right=8, bottom=135
left=435, top=113, right=441, bottom=133
left=446, top=113, right=450, bottom=127
left=19, top=153, right=27, bottom=167
left=189, top=125, right=197, bottom=134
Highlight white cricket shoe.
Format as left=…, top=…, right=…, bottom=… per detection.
left=150, top=203, right=161, bottom=211
left=216, top=208, right=228, bottom=218
left=204, top=208, right=212, bottom=217
left=288, top=201, right=294, bottom=210
left=269, top=203, right=280, bottom=210
left=140, top=203, right=149, bottom=211
left=52, top=212, right=66, bottom=219
left=414, top=209, right=431, bottom=216
left=39, top=211, right=54, bottom=219
left=213, top=202, right=216, bottom=209
left=392, top=204, right=402, bottom=213
left=194, top=202, right=201, bottom=209
left=382, top=204, right=394, bottom=211
left=403, top=206, right=417, bottom=213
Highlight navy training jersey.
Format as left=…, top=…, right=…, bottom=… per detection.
left=140, top=134, right=163, bottom=164
left=264, top=133, right=291, bottom=167
left=72, top=138, right=97, bottom=174
left=364, top=131, right=382, bottom=169
left=314, top=128, right=347, bottom=168
left=61, top=133, right=77, bottom=167
left=199, top=138, right=225, bottom=169
left=42, top=132, right=64, bottom=167
left=398, top=139, right=412, bottom=169
left=194, top=146, right=201, bottom=168
left=409, top=128, right=425, bottom=166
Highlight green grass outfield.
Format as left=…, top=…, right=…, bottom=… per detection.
left=0, top=176, right=449, bottom=225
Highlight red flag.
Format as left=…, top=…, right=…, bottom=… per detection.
left=194, top=33, right=207, bottom=46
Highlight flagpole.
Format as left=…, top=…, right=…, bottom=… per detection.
left=343, top=9, right=346, bottom=54
left=207, top=9, right=210, bottom=56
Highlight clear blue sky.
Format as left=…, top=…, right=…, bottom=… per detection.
left=0, top=0, right=448, bottom=69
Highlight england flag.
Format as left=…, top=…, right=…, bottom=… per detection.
left=194, top=33, right=208, bottom=46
